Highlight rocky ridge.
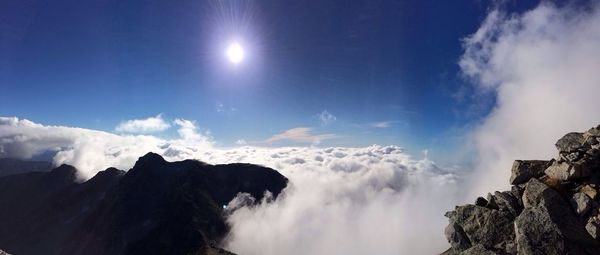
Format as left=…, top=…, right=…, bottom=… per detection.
left=0, top=152, right=287, bottom=255
left=444, top=126, right=600, bottom=254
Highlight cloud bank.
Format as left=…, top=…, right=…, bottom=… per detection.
left=0, top=116, right=459, bottom=254
left=0, top=116, right=213, bottom=179
left=460, top=2, right=600, bottom=196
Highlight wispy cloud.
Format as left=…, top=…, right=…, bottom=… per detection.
left=265, top=127, right=336, bottom=145
left=318, top=110, right=336, bottom=126
left=369, top=121, right=396, bottom=128
left=217, top=102, right=237, bottom=115
left=115, top=114, right=171, bottom=134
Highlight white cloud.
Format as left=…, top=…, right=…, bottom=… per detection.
left=459, top=2, right=600, bottom=196
left=115, top=114, right=171, bottom=134
left=217, top=146, right=458, bottom=255
left=318, top=110, right=336, bottom=126
left=0, top=116, right=213, bottom=179
left=0, top=116, right=460, bottom=254
left=265, top=127, right=336, bottom=145
left=370, top=121, right=394, bottom=128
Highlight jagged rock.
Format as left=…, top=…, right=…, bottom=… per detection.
left=461, top=244, right=498, bottom=255
left=0, top=250, right=10, bottom=255
left=475, top=197, right=487, bottom=207
left=581, top=185, right=598, bottom=200
left=485, top=193, right=499, bottom=210
left=445, top=222, right=471, bottom=251
left=444, top=126, right=600, bottom=254
left=445, top=205, right=514, bottom=252
left=586, top=217, right=600, bottom=239
left=515, top=205, right=565, bottom=255
left=493, top=191, right=521, bottom=216
left=571, top=192, right=592, bottom=216
left=521, top=178, right=558, bottom=209
left=544, top=161, right=589, bottom=181
left=511, top=185, right=524, bottom=207
left=556, top=132, right=585, bottom=153
left=510, top=160, right=549, bottom=185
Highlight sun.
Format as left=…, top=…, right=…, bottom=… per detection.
left=226, top=42, right=244, bottom=64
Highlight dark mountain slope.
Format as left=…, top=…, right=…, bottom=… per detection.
left=0, top=152, right=287, bottom=255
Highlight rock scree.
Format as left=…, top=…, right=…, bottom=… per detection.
left=443, top=125, right=600, bottom=255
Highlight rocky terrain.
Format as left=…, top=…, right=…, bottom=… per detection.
left=0, top=152, right=287, bottom=255
left=443, top=126, right=600, bottom=254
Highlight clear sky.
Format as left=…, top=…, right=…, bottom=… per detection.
left=0, top=0, right=541, bottom=158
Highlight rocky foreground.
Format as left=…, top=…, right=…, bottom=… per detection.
left=0, top=153, right=287, bottom=255
left=444, top=126, right=600, bottom=254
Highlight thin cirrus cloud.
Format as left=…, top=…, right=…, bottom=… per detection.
left=459, top=1, right=600, bottom=197
left=115, top=114, right=171, bottom=134
left=370, top=121, right=395, bottom=128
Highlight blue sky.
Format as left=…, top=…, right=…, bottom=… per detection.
left=0, top=0, right=541, bottom=158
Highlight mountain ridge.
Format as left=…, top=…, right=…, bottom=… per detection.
left=0, top=152, right=288, bottom=255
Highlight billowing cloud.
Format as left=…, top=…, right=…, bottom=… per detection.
left=0, top=116, right=460, bottom=254
left=318, top=110, right=336, bottom=126
left=264, top=127, right=336, bottom=145
left=115, top=114, right=171, bottom=134
left=460, top=2, right=600, bottom=196
left=219, top=146, right=458, bottom=255
left=0, top=116, right=213, bottom=179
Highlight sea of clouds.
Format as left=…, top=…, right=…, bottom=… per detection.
left=1, top=1, right=600, bottom=254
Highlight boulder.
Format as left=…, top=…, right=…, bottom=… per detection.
left=475, top=197, right=487, bottom=207
left=580, top=185, right=598, bottom=200
left=556, top=132, right=585, bottom=153
left=571, top=192, right=592, bottom=216
left=586, top=217, right=600, bottom=240
left=493, top=191, right=521, bottom=216
left=445, top=205, right=514, bottom=251
left=510, top=160, right=549, bottom=185
left=514, top=205, right=565, bottom=255
left=544, top=161, right=590, bottom=181
left=444, top=222, right=471, bottom=252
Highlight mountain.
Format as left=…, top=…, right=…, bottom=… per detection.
left=0, top=158, right=52, bottom=177
left=443, top=125, right=600, bottom=254
left=0, top=152, right=288, bottom=255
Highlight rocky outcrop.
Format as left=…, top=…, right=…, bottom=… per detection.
left=0, top=153, right=288, bottom=255
left=444, top=126, right=600, bottom=255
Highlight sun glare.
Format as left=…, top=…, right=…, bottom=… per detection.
left=226, top=42, right=244, bottom=64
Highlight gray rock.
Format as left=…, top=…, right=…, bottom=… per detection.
left=544, top=161, right=589, bottom=181
left=515, top=205, right=565, bottom=255
left=445, top=222, right=471, bottom=251
left=460, top=244, right=498, bottom=255
left=571, top=192, right=592, bottom=216
left=510, top=160, right=549, bottom=185
left=521, top=178, right=560, bottom=209
left=556, top=132, right=585, bottom=153
left=0, top=250, right=10, bottom=255
left=586, top=217, right=600, bottom=239
left=494, top=191, right=521, bottom=216
left=511, top=185, right=524, bottom=207
left=445, top=205, right=514, bottom=250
